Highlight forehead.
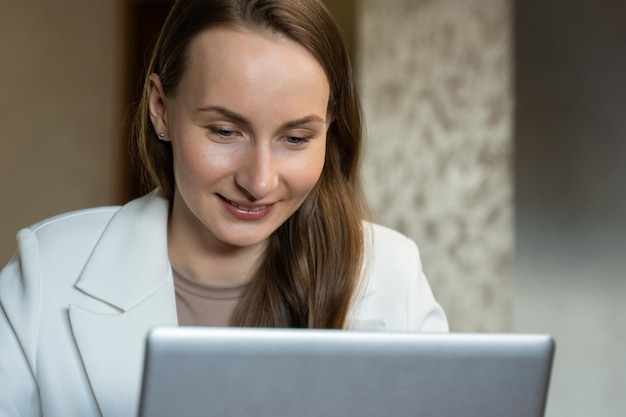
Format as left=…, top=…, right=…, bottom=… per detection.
left=177, top=26, right=330, bottom=109
left=184, top=26, right=325, bottom=76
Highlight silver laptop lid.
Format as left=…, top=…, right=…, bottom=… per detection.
left=138, top=327, right=554, bottom=417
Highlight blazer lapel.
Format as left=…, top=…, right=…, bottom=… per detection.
left=69, top=192, right=178, bottom=417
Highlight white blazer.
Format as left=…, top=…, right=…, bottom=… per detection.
left=0, top=191, right=448, bottom=417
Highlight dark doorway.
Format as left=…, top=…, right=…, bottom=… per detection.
left=119, top=0, right=175, bottom=203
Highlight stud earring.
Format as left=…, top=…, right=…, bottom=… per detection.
left=158, top=133, right=166, bottom=140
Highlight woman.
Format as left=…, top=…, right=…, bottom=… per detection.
left=0, top=0, right=448, bottom=416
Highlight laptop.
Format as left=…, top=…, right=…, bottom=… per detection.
left=138, top=327, right=554, bottom=417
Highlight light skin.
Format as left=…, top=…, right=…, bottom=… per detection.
left=148, top=27, right=331, bottom=287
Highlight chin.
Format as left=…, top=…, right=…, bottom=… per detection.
left=218, top=231, right=273, bottom=249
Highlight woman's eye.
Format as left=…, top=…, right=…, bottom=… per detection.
left=284, top=136, right=309, bottom=145
left=210, top=128, right=235, bottom=138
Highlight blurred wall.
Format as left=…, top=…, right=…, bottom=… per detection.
left=514, top=0, right=626, bottom=416
left=0, top=1, right=124, bottom=263
left=358, top=0, right=514, bottom=332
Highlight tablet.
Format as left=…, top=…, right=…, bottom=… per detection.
left=138, top=327, right=554, bottom=417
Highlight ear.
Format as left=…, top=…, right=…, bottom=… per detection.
left=148, top=73, right=171, bottom=141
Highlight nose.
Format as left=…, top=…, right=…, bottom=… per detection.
left=234, top=144, right=279, bottom=201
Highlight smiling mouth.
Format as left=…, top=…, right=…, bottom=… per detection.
left=221, top=195, right=271, bottom=212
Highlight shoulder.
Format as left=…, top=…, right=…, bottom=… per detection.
left=4, top=207, right=122, bottom=290
left=359, top=220, right=423, bottom=299
left=5, top=191, right=168, bottom=281
left=19, top=190, right=167, bottom=252
left=353, top=221, right=448, bottom=332
left=26, top=206, right=120, bottom=241
left=15, top=206, right=121, bottom=268
left=0, top=207, right=122, bottom=359
left=363, top=221, right=415, bottom=244
left=362, top=221, right=421, bottom=265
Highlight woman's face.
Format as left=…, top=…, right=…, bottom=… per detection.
left=149, top=27, right=330, bottom=252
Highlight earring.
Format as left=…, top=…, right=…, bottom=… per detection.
left=158, top=133, right=166, bottom=140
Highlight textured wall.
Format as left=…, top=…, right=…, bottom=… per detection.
left=358, top=0, right=513, bottom=331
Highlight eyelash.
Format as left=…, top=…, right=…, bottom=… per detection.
left=282, top=136, right=310, bottom=145
left=207, top=127, right=311, bottom=146
left=208, top=128, right=237, bottom=138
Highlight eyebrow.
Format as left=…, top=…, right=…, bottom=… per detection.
left=196, top=105, right=325, bottom=128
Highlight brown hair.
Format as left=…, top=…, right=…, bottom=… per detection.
left=133, top=0, right=368, bottom=328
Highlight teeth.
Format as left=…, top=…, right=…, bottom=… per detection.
left=230, top=200, right=268, bottom=212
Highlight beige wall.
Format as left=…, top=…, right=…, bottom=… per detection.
left=0, top=1, right=123, bottom=263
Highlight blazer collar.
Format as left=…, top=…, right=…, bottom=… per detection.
left=75, top=190, right=171, bottom=311
left=70, top=191, right=177, bottom=417
left=74, top=193, right=381, bottom=309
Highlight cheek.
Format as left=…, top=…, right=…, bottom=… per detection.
left=289, top=149, right=326, bottom=196
left=173, top=141, right=240, bottom=186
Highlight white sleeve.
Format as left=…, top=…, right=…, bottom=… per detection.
left=0, top=232, right=43, bottom=417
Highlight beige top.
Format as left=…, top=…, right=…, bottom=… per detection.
left=173, top=267, right=248, bottom=327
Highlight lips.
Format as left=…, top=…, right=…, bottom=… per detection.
left=218, top=194, right=274, bottom=220
left=228, top=200, right=269, bottom=212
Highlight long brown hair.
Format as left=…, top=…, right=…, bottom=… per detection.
left=133, top=0, right=368, bottom=328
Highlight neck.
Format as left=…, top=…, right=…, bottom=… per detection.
left=167, top=198, right=266, bottom=287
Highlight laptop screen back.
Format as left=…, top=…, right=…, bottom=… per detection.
left=138, top=327, right=554, bottom=417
